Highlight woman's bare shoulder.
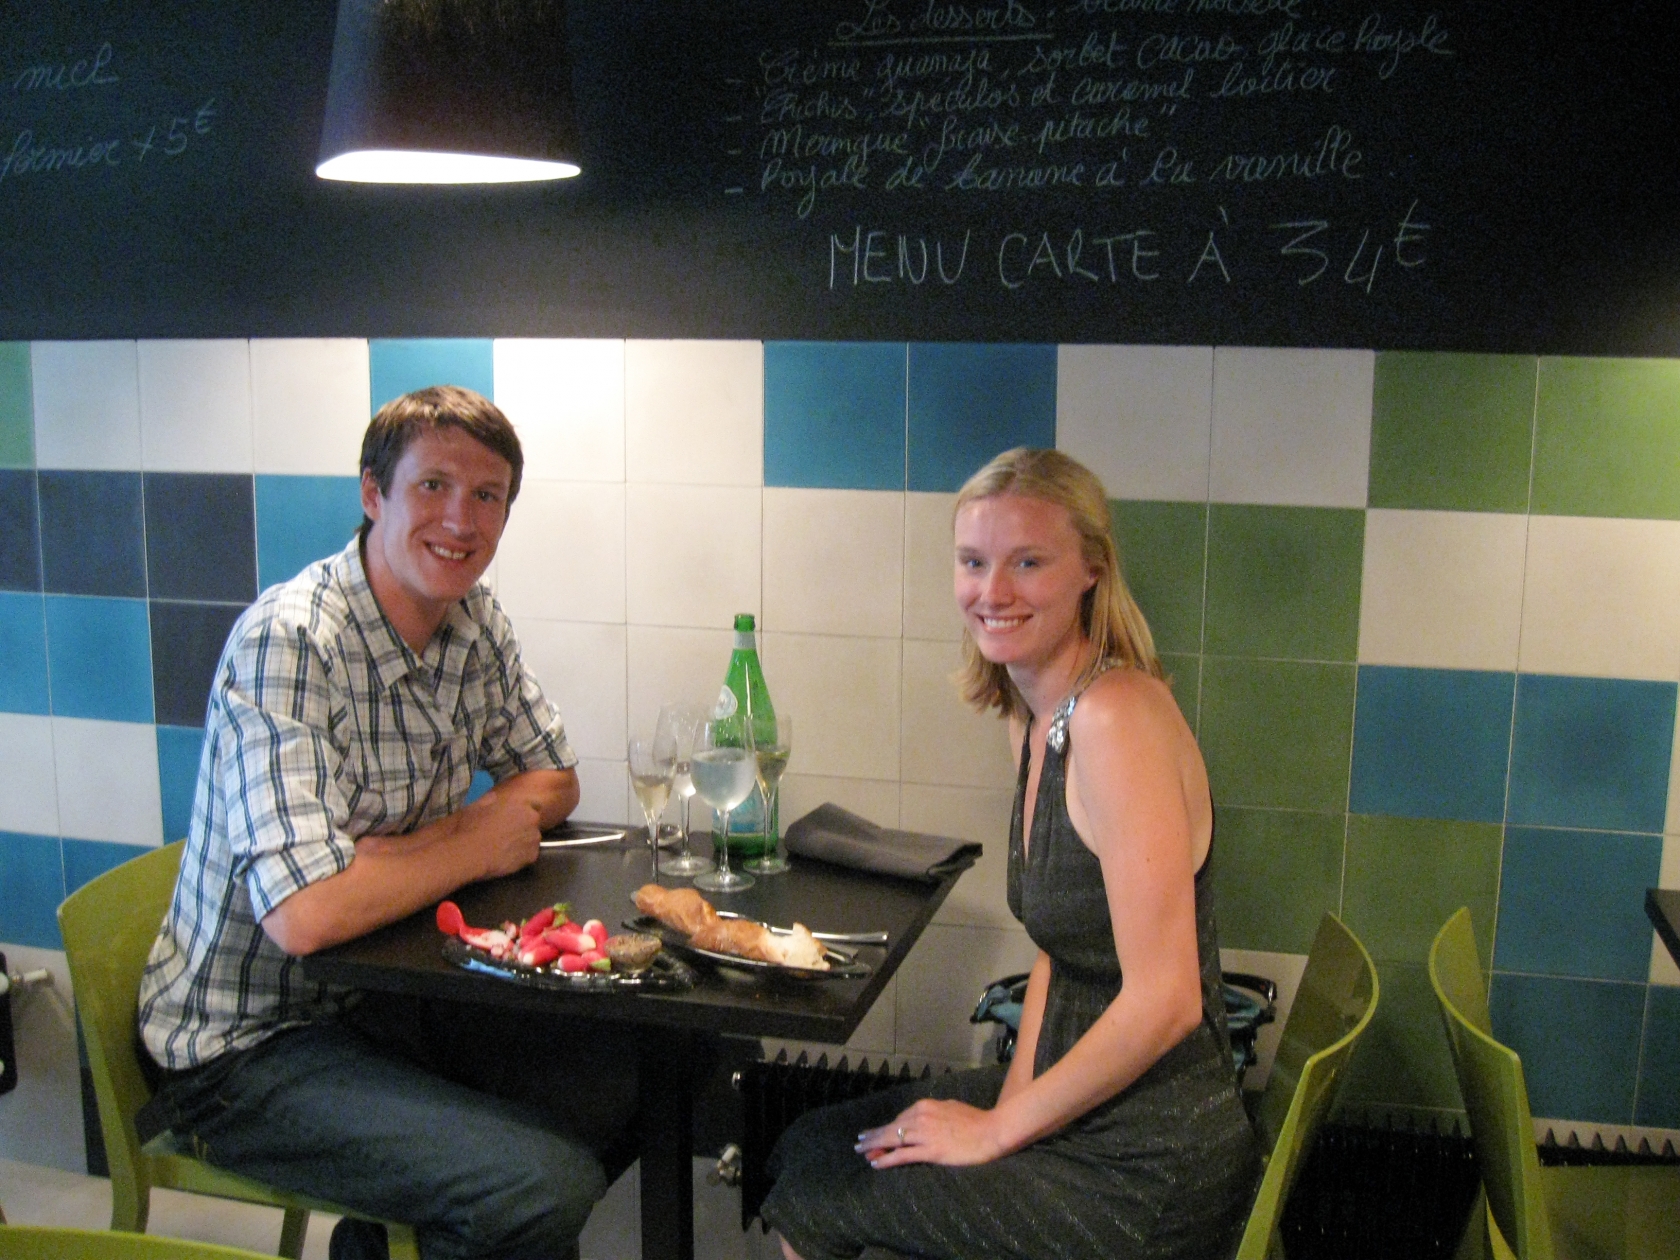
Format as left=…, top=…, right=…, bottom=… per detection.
left=1068, top=667, right=1185, bottom=746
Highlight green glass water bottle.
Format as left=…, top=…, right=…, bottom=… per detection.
left=713, top=613, right=776, bottom=858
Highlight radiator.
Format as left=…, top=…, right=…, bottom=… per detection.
left=737, top=1050, right=937, bottom=1230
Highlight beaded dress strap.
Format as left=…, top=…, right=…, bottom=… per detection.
left=1044, top=656, right=1126, bottom=753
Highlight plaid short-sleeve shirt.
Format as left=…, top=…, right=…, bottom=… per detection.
left=138, top=540, right=575, bottom=1070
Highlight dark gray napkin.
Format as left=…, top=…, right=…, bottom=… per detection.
left=783, top=803, right=981, bottom=882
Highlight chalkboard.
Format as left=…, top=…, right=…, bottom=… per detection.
left=1, top=0, right=1677, bottom=353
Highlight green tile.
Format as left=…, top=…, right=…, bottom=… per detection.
left=0, top=343, right=32, bottom=468
left=1368, top=352, right=1536, bottom=513
left=1338, top=959, right=1465, bottom=1113
left=1210, top=807, right=1344, bottom=954
left=1532, top=357, right=1680, bottom=519
left=1203, top=505, right=1364, bottom=661
left=1199, top=657, right=1357, bottom=811
left=1160, top=651, right=1200, bottom=734
left=1341, top=815, right=1501, bottom=966
left=1110, top=499, right=1205, bottom=655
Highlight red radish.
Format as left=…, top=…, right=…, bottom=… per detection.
left=580, top=948, right=604, bottom=966
left=436, top=902, right=465, bottom=935
left=558, top=953, right=589, bottom=972
left=542, top=928, right=595, bottom=954
left=521, top=906, right=557, bottom=937
left=519, top=940, right=560, bottom=967
left=589, top=957, right=612, bottom=972
left=582, top=919, right=606, bottom=946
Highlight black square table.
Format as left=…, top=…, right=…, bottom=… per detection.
left=1648, top=887, right=1680, bottom=969
left=301, top=832, right=973, bottom=1260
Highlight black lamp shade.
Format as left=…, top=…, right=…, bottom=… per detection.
left=317, top=0, right=581, bottom=183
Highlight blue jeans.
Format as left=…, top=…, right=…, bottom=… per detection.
left=144, top=994, right=639, bottom=1260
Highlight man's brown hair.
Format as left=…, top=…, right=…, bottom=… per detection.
left=358, top=385, right=523, bottom=540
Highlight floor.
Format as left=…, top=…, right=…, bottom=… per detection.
left=0, top=1156, right=785, bottom=1260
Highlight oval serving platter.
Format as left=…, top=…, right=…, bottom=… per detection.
left=442, top=936, right=697, bottom=993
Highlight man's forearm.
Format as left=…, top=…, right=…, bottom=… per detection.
left=262, top=768, right=578, bottom=955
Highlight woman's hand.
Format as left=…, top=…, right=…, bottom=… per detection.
left=855, top=1098, right=1011, bottom=1169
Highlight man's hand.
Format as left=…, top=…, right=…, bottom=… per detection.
left=458, top=788, right=545, bottom=880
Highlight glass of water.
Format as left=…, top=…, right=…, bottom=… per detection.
left=690, top=715, right=756, bottom=894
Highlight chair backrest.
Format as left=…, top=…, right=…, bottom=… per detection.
left=1429, top=908, right=1553, bottom=1260
left=0, top=1224, right=268, bottom=1259
left=1234, top=913, right=1380, bottom=1260
left=56, top=842, right=185, bottom=1203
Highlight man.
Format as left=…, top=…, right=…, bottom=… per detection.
left=136, top=386, right=632, bottom=1260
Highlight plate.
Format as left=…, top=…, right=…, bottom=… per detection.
left=442, top=936, right=696, bottom=992
left=623, top=915, right=873, bottom=981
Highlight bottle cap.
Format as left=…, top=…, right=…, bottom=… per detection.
left=734, top=613, right=756, bottom=632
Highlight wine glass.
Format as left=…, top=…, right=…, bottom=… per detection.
left=627, top=732, right=676, bottom=880
left=744, top=713, right=791, bottom=875
left=655, top=701, right=713, bottom=877
left=690, top=715, right=756, bottom=894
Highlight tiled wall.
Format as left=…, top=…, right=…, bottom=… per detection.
left=2, top=338, right=1679, bottom=1171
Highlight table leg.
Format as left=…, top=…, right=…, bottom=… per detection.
left=637, top=1028, right=694, bottom=1260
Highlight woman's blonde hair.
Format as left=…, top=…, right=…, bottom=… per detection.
left=954, top=448, right=1162, bottom=721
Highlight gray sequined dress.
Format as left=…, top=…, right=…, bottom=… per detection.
left=761, top=675, right=1261, bottom=1260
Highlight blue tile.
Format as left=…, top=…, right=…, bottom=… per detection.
left=0, top=831, right=64, bottom=949
left=0, top=591, right=49, bottom=715
left=144, top=473, right=257, bottom=603
left=369, top=339, right=495, bottom=411
left=1350, top=667, right=1514, bottom=823
left=62, top=838, right=148, bottom=897
left=764, top=342, right=906, bottom=490
left=255, top=475, right=363, bottom=590
left=44, top=595, right=154, bottom=723
left=907, top=343, right=1057, bottom=492
left=38, top=470, right=146, bottom=598
left=0, top=469, right=40, bottom=591
left=1508, top=675, right=1675, bottom=833
left=150, top=601, right=245, bottom=727
left=1493, top=828, right=1662, bottom=981
left=157, top=724, right=206, bottom=842
left=1489, top=971, right=1645, bottom=1124
left=1636, top=986, right=1680, bottom=1129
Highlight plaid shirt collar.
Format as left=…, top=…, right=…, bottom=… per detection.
left=338, top=539, right=484, bottom=705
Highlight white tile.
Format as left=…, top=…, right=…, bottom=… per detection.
left=625, top=624, right=737, bottom=735
left=1209, top=347, right=1374, bottom=507
left=138, top=339, right=254, bottom=472
left=759, top=634, right=900, bottom=782
left=0, top=713, right=60, bottom=835
left=30, top=341, right=141, bottom=469
left=763, top=488, right=903, bottom=638
left=625, top=484, right=761, bottom=629
left=1652, top=834, right=1680, bottom=987
left=624, top=340, right=762, bottom=486
left=779, top=774, right=901, bottom=831
left=517, top=619, right=626, bottom=761
left=52, top=718, right=163, bottom=846
left=893, top=923, right=1039, bottom=1064
left=496, top=481, right=626, bottom=622
left=1357, top=509, right=1529, bottom=671
left=902, top=784, right=1015, bottom=929
left=1219, top=948, right=1309, bottom=1090
left=251, top=339, right=371, bottom=476
left=900, top=639, right=1016, bottom=790
left=494, top=339, right=625, bottom=483
left=903, top=492, right=964, bottom=642
left=574, top=756, right=633, bottom=826
left=846, top=977, right=897, bottom=1054
left=1518, top=516, right=1680, bottom=681
left=1057, top=344, right=1213, bottom=501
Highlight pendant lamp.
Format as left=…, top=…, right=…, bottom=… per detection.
left=317, top=0, right=581, bottom=184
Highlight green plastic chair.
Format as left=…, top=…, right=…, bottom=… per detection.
left=0, top=1224, right=275, bottom=1260
left=1429, top=908, right=1680, bottom=1260
left=1232, top=912, right=1381, bottom=1260
left=57, top=842, right=419, bottom=1260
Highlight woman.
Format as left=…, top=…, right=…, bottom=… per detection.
left=759, top=449, right=1260, bottom=1260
